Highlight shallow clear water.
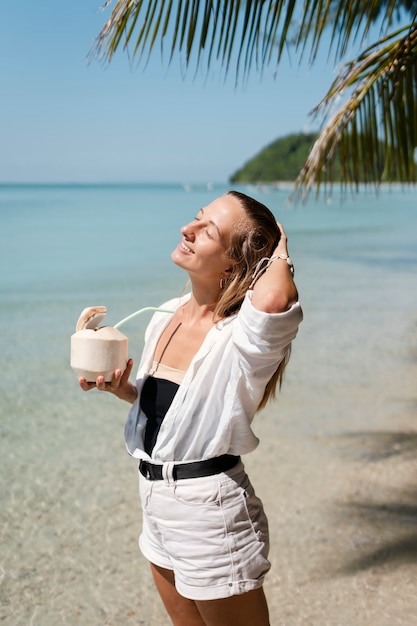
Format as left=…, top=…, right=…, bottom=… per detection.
left=1, top=183, right=416, bottom=624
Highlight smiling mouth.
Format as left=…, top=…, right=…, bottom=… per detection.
left=181, top=242, right=193, bottom=253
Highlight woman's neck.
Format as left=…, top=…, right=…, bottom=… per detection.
left=181, top=296, right=216, bottom=324
left=180, top=282, right=220, bottom=324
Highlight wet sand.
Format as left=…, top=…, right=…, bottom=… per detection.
left=252, top=416, right=417, bottom=625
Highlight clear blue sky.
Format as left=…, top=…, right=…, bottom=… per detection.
left=1, top=1, right=346, bottom=184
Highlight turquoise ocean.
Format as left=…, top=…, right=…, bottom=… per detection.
left=1, top=183, right=417, bottom=625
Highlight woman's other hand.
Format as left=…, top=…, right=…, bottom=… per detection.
left=251, top=220, right=298, bottom=314
left=275, top=221, right=289, bottom=257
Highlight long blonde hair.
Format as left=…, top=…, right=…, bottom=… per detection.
left=214, top=190, right=290, bottom=410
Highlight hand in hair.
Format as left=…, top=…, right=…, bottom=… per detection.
left=251, top=221, right=298, bottom=314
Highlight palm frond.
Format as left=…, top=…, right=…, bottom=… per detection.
left=92, top=0, right=292, bottom=78
left=92, top=0, right=417, bottom=75
left=293, top=23, right=417, bottom=198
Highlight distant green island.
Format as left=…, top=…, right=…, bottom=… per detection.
left=229, top=131, right=393, bottom=184
left=230, top=133, right=317, bottom=183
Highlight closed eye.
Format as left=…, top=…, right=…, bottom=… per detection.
left=194, top=217, right=213, bottom=238
left=193, top=209, right=220, bottom=239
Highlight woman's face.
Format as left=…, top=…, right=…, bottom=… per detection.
left=171, top=194, right=244, bottom=283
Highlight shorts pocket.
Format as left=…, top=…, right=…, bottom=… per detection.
left=220, top=473, right=269, bottom=543
left=173, top=476, right=221, bottom=507
left=240, top=481, right=269, bottom=542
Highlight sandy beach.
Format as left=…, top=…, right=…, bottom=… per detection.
left=251, top=398, right=417, bottom=625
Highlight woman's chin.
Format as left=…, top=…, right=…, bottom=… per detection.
left=171, top=247, right=185, bottom=268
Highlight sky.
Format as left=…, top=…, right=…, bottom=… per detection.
left=1, top=2, right=352, bottom=184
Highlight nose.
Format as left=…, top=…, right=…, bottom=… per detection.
left=181, top=222, right=195, bottom=241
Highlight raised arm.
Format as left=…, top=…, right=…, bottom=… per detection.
left=250, top=222, right=298, bottom=314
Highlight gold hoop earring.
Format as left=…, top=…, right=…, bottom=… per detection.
left=219, top=277, right=226, bottom=290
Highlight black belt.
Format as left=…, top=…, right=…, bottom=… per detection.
left=139, top=454, right=240, bottom=481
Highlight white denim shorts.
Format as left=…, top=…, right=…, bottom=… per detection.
left=138, top=460, right=270, bottom=601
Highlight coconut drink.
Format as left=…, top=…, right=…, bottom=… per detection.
left=70, top=306, right=128, bottom=382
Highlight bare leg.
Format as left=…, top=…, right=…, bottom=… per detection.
left=150, top=563, right=206, bottom=626
left=150, top=562, right=270, bottom=626
left=195, top=588, right=270, bottom=626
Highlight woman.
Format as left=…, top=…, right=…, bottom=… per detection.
left=80, top=190, right=303, bottom=626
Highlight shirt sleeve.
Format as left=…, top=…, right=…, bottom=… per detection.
left=233, top=291, right=303, bottom=370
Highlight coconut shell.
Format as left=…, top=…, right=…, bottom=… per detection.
left=71, top=325, right=128, bottom=382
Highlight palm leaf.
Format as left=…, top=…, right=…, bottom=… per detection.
left=93, top=1, right=415, bottom=73
left=293, top=23, right=417, bottom=198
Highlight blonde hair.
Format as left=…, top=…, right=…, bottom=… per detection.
left=214, top=190, right=290, bottom=410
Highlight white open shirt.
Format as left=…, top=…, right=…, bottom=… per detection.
left=124, top=291, right=303, bottom=462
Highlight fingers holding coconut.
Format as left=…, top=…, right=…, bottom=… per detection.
left=110, top=359, right=137, bottom=403
left=89, top=359, right=137, bottom=403
left=79, top=377, right=97, bottom=392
